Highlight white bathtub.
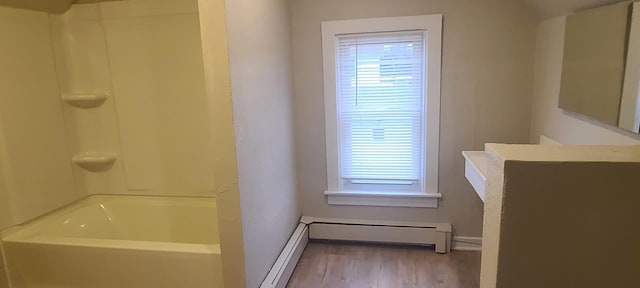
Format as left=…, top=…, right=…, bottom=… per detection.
left=1, top=195, right=222, bottom=288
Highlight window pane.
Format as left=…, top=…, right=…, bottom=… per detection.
left=337, top=31, right=425, bottom=184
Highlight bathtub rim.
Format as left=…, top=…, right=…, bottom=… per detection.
left=3, top=234, right=221, bottom=255
left=1, top=194, right=220, bottom=254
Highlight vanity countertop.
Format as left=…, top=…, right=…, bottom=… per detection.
left=462, top=151, right=488, bottom=202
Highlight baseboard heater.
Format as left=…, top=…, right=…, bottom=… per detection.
left=260, top=223, right=309, bottom=288
left=302, top=216, right=451, bottom=253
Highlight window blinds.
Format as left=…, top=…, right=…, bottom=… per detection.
left=336, top=31, right=426, bottom=184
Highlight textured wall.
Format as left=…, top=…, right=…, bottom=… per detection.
left=224, top=0, right=301, bottom=287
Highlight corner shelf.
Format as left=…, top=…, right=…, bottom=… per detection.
left=72, top=152, right=117, bottom=172
left=62, top=92, right=108, bottom=109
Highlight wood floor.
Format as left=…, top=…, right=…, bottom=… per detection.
left=286, top=241, right=481, bottom=288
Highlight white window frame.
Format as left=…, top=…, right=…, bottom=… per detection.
left=322, top=15, right=442, bottom=208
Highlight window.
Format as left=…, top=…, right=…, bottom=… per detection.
left=322, top=15, right=442, bottom=208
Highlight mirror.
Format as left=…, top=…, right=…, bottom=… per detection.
left=620, top=2, right=640, bottom=132
left=559, top=1, right=640, bottom=133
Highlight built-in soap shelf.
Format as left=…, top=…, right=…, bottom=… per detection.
left=62, top=92, right=108, bottom=109
left=462, top=151, right=488, bottom=203
left=72, top=152, right=117, bottom=172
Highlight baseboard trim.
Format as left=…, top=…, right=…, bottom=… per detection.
left=451, top=236, right=482, bottom=251
left=259, top=222, right=309, bottom=288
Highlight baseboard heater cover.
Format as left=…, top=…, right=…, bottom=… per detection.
left=302, top=217, right=451, bottom=254
left=259, top=223, right=309, bottom=288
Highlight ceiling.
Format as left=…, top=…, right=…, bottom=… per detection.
left=520, top=0, right=628, bottom=19
left=0, top=0, right=630, bottom=20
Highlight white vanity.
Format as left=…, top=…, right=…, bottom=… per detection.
left=462, top=151, right=488, bottom=202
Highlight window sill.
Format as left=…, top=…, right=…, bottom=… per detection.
left=324, top=191, right=441, bottom=208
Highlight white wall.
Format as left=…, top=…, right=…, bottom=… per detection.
left=529, top=16, right=640, bottom=145
left=291, top=0, right=538, bottom=237
left=101, top=0, right=213, bottom=196
left=0, top=6, right=78, bottom=231
left=223, top=0, right=300, bottom=286
left=197, top=0, right=247, bottom=285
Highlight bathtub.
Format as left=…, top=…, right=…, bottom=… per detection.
left=1, top=195, right=222, bottom=288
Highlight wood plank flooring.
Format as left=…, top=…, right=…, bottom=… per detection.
left=286, top=241, right=481, bottom=288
